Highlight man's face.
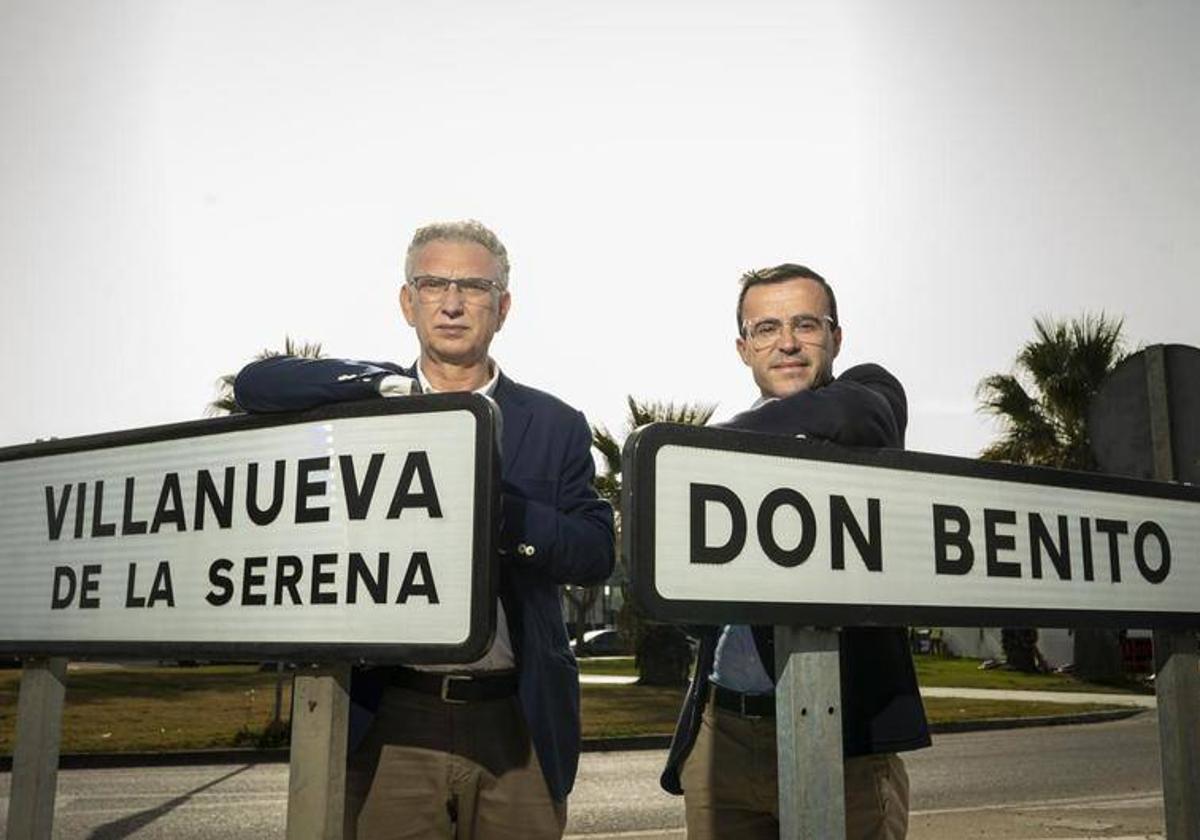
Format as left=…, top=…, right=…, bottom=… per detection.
left=736, top=277, right=842, bottom=398
left=400, top=238, right=511, bottom=368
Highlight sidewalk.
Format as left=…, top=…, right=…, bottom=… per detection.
left=579, top=674, right=1157, bottom=708
left=919, top=685, right=1156, bottom=708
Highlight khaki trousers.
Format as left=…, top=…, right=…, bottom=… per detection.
left=680, top=696, right=909, bottom=839
left=344, top=686, right=566, bottom=840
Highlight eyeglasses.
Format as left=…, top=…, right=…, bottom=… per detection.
left=741, top=314, right=835, bottom=351
left=409, top=275, right=502, bottom=305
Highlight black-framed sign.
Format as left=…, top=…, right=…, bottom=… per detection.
left=0, top=394, right=499, bottom=663
left=623, top=423, right=1200, bottom=629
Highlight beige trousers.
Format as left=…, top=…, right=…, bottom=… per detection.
left=680, top=697, right=910, bottom=839
left=344, top=687, right=566, bottom=839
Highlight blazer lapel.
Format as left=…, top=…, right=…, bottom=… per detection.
left=494, top=372, right=533, bottom=475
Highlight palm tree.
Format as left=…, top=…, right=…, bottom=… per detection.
left=591, top=398, right=716, bottom=686
left=208, top=337, right=324, bottom=416
left=978, top=314, right=1129, bottom=679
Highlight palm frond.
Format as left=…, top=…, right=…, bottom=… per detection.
left=978, top=314, right=1127, bottom=469
left=207, top=335, right=325, bottom=416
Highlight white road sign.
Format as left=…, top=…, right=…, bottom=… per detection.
left=0, top=395, right=498, bottom=663
left=624, top=424, right=1200, bottom=628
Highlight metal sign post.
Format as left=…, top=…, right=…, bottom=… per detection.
left=1088, top=343, right=1200, bottom=840
left=287, top=664, right=353, bottom=840
left=1144, top=346, right=1200, bottom=839
left=774, top=626, right=845, bottom=840
left=4, top=657, right=67, bottom=840
left=0, top=396, right=499, bottom=839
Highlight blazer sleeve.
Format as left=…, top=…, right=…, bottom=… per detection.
left=233, top=356, right=409, bottom=413
left=500, top=410, right=616, bottom=587
left=723, top=363, right=907, bottom=448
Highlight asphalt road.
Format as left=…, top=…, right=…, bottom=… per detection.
left=0, top=712, right=1166, bottom=839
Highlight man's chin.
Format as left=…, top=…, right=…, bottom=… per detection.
left=765, top=374, right=814, bottom=398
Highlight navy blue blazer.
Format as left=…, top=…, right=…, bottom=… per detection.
left=660, top=363, right=931, bottom=795
left=234, top=357, right=615, bottom=802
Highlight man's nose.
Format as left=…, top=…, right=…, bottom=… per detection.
left=776, top=324, right=802, bottom=352
left=440, top=282, right=466, bottom=314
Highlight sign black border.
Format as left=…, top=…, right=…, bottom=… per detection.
left=623, top=422, right=1200, bottom=630
left=0, top=394, right=499, bottom=664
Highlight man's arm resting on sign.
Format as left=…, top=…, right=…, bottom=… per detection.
left=233, top=355, right=415, bottom=413
left=723, top=363, right=907, bottom=448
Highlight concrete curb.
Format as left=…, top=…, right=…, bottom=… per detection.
left=0, top=708, right=1144, bottom=772
left=928, top=706, right=1143, bottom=734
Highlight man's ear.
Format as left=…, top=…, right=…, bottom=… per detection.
left=495, top=291, right=511, bottom=331
left=399, top=284, right=417, bottom=327
left=831, top=325, right=843, bottom=360
left=736, top=335, right=753, bottom=367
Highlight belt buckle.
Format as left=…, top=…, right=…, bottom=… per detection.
left=440, top=674, right=471, bottom=704
left=740, top=694, right=762, bottom=719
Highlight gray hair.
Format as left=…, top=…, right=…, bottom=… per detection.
left=404, top=219, right=511, bottom=290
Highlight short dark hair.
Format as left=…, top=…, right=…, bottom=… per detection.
left=736, top=263, right=838, bottom=335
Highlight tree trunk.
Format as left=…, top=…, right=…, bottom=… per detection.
left=1073, top=628, right=1123, bottom=682
left=636, top=624, right=692, bottom=686
left=564, top=585, right=600, bottom=651
left=1001, top=627, right=1041, bottom=672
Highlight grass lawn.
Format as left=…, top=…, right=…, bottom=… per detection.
left=0, top=657, right=1136, bottom=754
left=0, top=665, right=291, bottom=755
left=912, top=655, right=1145, bottom=694
left=577, top=684, right=1126, bottom=739
left=581, top=654, right=1147, bottom=694
left=578, top=657, right=637, bottom=677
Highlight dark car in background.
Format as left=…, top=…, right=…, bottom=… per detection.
left=569, top=628, right=631, bottom=657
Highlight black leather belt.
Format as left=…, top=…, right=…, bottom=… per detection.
left=711, top=684, right=775, bottom=718
left=385, top=667, right=518, bottom=704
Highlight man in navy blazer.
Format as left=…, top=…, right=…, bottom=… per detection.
left=234, top=219, right=614, bottom=838
left=660, top=264, right=929, bottom=839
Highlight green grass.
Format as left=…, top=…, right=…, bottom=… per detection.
left=912, top=654, right=1146, bottom=694
left=577, top=683, right=1126, bottom=739
left=577, top=657, right=637, bottom=677
left=920, top=697, right=1120, bottom=723
left=582, top=684, right=687, bottom=738
left=579, top=654, right=1147, bottom=694
left=0, top=656, right=1141, bottom=754
left=0, top=665, right=292, bottom=755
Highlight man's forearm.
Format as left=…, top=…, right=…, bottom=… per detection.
left=233, top=356, right=404, bottom=413
left=724, top=363, right=906, bottom=448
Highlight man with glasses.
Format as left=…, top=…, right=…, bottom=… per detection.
left=235, top=219, right=614, bottom=839
left=660, top=264, right=930, bottom=839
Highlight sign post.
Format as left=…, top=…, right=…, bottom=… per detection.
left=0, top=395, right=499, bottom=839
left=1146, top=346, right=1200, bottom=840
left=1089, top=343, right=1200, bottom=840
left=774, top=626, right=844, bottom=840
left=5, top=657, right=67, bottom=840
left=624, top=414, right=1200, bottom=839
left=287, top=664, right=353, bottom=840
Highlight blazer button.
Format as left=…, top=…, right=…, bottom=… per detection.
left=517, top=543, right=536, bottom=557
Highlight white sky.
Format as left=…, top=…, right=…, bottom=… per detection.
left=2, top=0, right=1197, bottom=457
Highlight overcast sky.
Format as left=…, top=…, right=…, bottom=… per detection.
left=2, top=0, right=1197, bottom=459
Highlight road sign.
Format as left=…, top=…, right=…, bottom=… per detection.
left=623, top=423, right=1200, bottom=629
left=0, top=394, right=499, bottom=664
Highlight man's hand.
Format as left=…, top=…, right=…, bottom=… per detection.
left=376, top=374, right=419, bottom=397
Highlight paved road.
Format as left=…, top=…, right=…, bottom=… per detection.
left=0, top=713, right=1165, bottom=839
